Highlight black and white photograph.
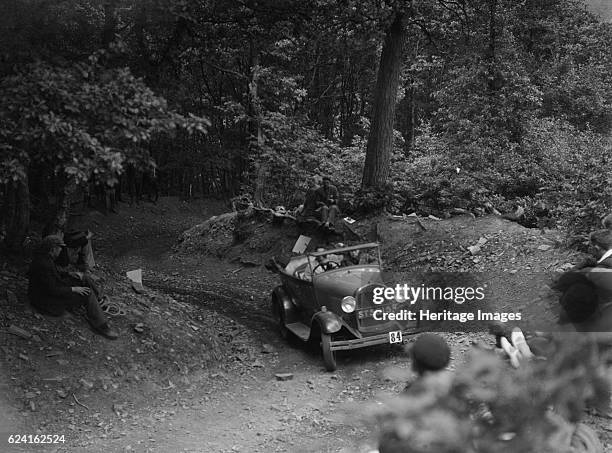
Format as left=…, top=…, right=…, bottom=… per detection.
left=1, top=0, right=611, bottom=452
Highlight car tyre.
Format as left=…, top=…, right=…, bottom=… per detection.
left=320, top=332, right=337, bottom=372
left=272, top=297, right=289, bottom=340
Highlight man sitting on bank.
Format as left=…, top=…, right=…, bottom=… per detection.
left=315, top=176, right=340, bottom=229
left=55, top=229, right=105, bottom=301
left=28, top=235, right=118, bottom=340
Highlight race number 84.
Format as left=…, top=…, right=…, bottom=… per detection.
left=388, top=331, right=403, bottom=344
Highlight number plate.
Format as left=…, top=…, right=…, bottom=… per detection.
left=388, top=330, right=403, bottom=344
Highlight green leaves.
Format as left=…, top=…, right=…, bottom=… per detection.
left=375, top=335, right=611, bottom=453
left=0, top=54, right=209, bottom=186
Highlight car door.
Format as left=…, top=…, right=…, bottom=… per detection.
left=284, top=261, right=319, bottom=323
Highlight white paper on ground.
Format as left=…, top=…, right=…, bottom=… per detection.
left=292, top=235, right=311, bottom=254
left=126, top=269, right=142, bottom=284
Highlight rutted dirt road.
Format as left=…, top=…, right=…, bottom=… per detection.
left=2, top=198, right=610, bottom=452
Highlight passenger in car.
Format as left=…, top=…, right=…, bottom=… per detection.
left=299, top=255, right=327, bottom=281
left=343, top=249, right=377, bottom=266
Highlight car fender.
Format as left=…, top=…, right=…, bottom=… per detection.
left=312, top=311, right=342, bottom=335
left=271, top=286, right=299, bottom=324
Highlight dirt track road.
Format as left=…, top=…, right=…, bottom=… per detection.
left=4, top=198, right=609, bottom=453
left=94, top=238, right=411, bottom=453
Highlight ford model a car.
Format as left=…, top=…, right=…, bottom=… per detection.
left=269, top=243, right=422, bottom=371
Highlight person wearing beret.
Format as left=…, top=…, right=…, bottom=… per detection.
left=405, top=333, right=451, bottom=385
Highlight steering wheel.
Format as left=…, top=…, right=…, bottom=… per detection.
left=312, top=261, right=341, bottom=274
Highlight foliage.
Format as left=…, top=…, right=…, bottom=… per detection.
left=523, top=118, right=612, bottom=233
left=0, top=50, right=209, bottom=186
left=1, top=0, right=611, bottom=240
left=373, top=336, right=612, bottom=453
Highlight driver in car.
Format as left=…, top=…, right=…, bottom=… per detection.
left=301, top=249, right=343, bottom=281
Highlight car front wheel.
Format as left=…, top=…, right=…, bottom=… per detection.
left=320, top=333, right=337, bottom=372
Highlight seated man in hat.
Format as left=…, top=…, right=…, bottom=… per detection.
left=28, top=235, right=118, bottom=340
left=315, top=176, right=340, bottom=229
left=296, top=176, right=322, bottom=223
left=58, top=230, right=96, bottom=272
left=54, top=229, right=105, bottom=301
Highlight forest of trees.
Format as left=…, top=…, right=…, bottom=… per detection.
left=1, top=0, right=611, bottom=250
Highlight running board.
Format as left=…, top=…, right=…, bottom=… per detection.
left=286, top=322, right=310, bottom=341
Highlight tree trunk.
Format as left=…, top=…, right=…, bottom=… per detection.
left=102, top=0, right=118, bottom=49
left=362, top=13, right=407, bottom=188
left=248, top=53, right=264, bottom=150
left=487, top=0, right=502, bottom=91
left=253, top=163, right=267, bottom=207
left=49, top=179, right=77, bottom=236
left=248, top=50, right=267, bottom=207
left=400, top=81, right=416, bottom=156
left=2, top=174, right=30, bottom=252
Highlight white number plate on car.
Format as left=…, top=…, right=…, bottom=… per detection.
left=388, top=331, right=403, bottom=344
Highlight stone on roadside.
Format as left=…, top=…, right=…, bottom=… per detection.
left=275, top=373, right=293, bottom=381
left=80, top=379, right=94, bottom=390
left=261, top=344, right=275, bottom=354
left=8, top=325, right=32, bottom=340
left=468, top=245, right=481, bottom=255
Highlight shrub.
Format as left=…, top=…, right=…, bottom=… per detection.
left=372, top=335, right=611, bottom=453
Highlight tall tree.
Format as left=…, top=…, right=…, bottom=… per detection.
left=361, top=11, right=409, bottom=188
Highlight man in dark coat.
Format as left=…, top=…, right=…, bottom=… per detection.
left=315, top=176, right=340, bottom=228
left=28, top=235, right=118, bottom=340
left=300, top=176, right=321, bottom=220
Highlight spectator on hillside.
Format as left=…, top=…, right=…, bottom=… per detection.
left=315, top=176, right=340, bottom=229
left=555, top=272, right=612, bottom=343
left=56, top=230, right=96, bottom=271
left=28, top=235, right=118, bottom=340
left=104, top=179, right=118, bottom=214
left=403, top=333, right=452, bottom=391
left=296, top=176, right=321, bottom=221
left=589, top=229, right=612, bottom=268
left=54, top=229, right=106, bottom=302
left=377, top=334, right=452, bottom=453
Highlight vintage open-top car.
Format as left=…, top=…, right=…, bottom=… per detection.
left=269, top=242, right=423, bottom=371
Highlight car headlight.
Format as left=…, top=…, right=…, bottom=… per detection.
left=341, top=296, right=356, bottom=313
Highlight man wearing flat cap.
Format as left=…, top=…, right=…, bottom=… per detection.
left=28, top=235, right=118, bottom=339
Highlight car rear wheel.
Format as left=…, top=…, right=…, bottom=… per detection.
left=320, top=332, right=337, bottom=372
left=272, top=297, right=289, bottom=340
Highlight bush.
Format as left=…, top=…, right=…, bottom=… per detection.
left=372, top=335, right=611, bottom=453
left=243, top=111, right=609, bottom=239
